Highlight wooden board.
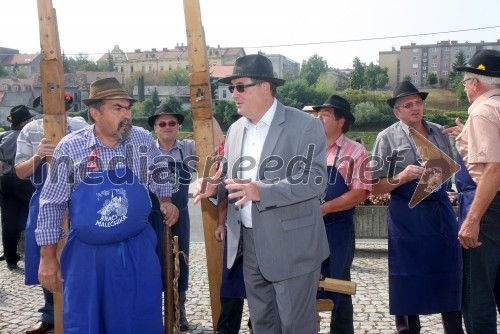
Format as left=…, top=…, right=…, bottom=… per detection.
left=319, top=278, right=357, bottom=295
left=37, top=1, right=66, bottom=333
left=182, top=0, right=223, bottom=330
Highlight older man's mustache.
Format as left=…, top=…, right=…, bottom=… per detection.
left=119, top=119, right=132, bottom=128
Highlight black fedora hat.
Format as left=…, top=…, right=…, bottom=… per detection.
left=218, top=54, right=285, bottom=86
left=312, top=95, right=355, bottom=124
left=387, top=81, right=428, bottom=108
left=7, top=105, right=36, bottom=124
left=33, top=93, right=74, bottom=113
left=148, top=104, right=185, bottom=128
left=457, top=49, right=500, bottom=77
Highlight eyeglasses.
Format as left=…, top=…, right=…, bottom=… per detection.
left=399, top=100, right=424, bottom=109
left=461, top=78, right=472, bottom=87
left=155, top=120, right=178, bottom=128
left=228, top=82, right=258, bottom=93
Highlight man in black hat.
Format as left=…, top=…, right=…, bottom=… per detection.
left=443, top=49, right=500, bottom=333
left=35, top=77, right=179, bottom=333
left=314, top=95, right=371, bottom=334
left=0, top=105, right=36, bottom=270
left=15, top=94, right=88, bottom=334
left=194, top=54, right=329, bottom=333
left=147, top=104, right=223, bottom=331
left=371, top=82, right=463, bottom=333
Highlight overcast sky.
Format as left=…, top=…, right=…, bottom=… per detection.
left=1, top=0, right=499, bottom=69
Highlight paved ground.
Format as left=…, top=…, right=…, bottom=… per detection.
left=1, top=238, right=471, bottom=334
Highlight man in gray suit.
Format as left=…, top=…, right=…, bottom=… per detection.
left=194, top=54, right=329, bottom=333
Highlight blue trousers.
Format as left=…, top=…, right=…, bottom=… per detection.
left=462, top=194, right=500, bottom=333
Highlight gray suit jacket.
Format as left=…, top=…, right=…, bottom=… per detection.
left=222, top=101, right=330, bottom=282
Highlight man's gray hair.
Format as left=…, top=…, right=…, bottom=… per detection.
left=464, top=72, right=500, bottom=87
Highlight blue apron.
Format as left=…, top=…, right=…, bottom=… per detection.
left=151, top=149, right=191, bottom=292
left=317, top=147, right=355, bottom=315
left=61, top=167, right=163, bottom=334
left=455, top=153, right=476, bottom=224
left=388, top=169, right=462, bottom=315
left=25, top=159, right=48, bottom=285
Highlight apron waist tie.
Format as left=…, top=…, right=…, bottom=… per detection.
left=117, top=242, right=126, bottom=268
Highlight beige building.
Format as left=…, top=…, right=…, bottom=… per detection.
left=379, top=40, right=500, bottom=88
left=98, top=44, right=245, bottom=80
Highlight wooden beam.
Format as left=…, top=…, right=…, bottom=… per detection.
left=182, top=0, right=223, bottom=330
left=318, top=278, right=357, bottom=296
left=37, top=1, right=66, bottom=333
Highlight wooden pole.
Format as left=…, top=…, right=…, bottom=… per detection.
left=182, top=0, right=223, bottom=330
left=36, top=1, right=66, bottom=333
left=163, top=226, right=174, bottom=334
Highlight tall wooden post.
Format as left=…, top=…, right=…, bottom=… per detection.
left=37, top=1, right=67, bottom=333
left=183, top=0, right=223, bottom=331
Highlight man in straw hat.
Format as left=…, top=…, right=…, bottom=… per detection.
left=371, top=81, right=463, bottom=333
left=36, top=77, right=179, bottom=333
left=0, top=105, right=35, bottom=270
left=15, top=94, right=87, bottom=334
left=313, top=95, right=371, bottom=333
left=443, top=49, right=500, bottom=333
left=193, top=54, right=329, bottom=333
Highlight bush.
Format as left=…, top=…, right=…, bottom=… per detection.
left=359, top=193, right=390, bottom=206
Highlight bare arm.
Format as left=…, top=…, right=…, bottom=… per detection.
left=38, top=244, right=63, bottom=293
left=371, top=165, right=425, bottom=195
left=321, top=189, right=369, bottom=216
left=459, top=162, right=500, bottom=249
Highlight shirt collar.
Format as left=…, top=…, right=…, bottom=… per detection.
left=244, top=98, right=277, bottom=128
left=334, top=133, right=347, bottom=147
left=469, top=88, right=500, bottom=114
left=398, top=120, right=432, bottom=136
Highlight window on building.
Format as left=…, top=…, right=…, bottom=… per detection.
left=443, top=63, right=448, bottom=68
left=413, top=48, right=419, bottom=52
left=443, top=55, right=449, bottom=59
left=412, top=64, right=419, bottom=68
left=185, top=65, right=189, bottom=70
left=160, top=66, right=164, bottom=72
left=423, top=58, right=427, bottom=62
left=466, top=54, right=471, bottom=59
left=412, top=79, right=419, bottom=84
left=120, top=66, right=124, bottom=72
left=142, top=65, right=145, bottom=71
left=467, top=46, right=473, bottom=51
left=423, top=66, right=427, bottom=71
left=13, top=85, right=19, bottom=91
left=169, top=65, right=172, bottom=71
left=131, top=66, right=134, bottom=72
left=423, top=52, right=428, bottom=56
left=431, top=55, right=438, bottom=59
left=412, top=56, right=418, bottom=61
left=432, top=47, right=438, bottom=52
left=442, top=71, right=449, bottom=76
left=443, top=47, right=450, bottom=51
left=223, top=90, right=227, bottom=98
left=412, top=71, right=418, bottom=76
left=422, top=73, right=427, bottom=78
left=432, top=63, right=438, bottom=68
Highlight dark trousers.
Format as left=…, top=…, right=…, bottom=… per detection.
left=40, top=287, right=54, bottom=324
left=217, top=297, right=244, bottom=334
left=395, top=311, right=464, bottom=334
left=0, top=174, right=34, bottom=265
left=462, top=194, right=500, bottom=333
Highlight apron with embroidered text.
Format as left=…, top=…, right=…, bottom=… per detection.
left=61, top=167, right=163, bottom=334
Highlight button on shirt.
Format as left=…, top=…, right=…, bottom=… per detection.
left=240, top=99, right=277, bottom=228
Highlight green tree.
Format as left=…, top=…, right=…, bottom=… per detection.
left=212, top=100, right=237, bottom=130
left=12, top=63, right=19, bottom=74
left=315, top=73, right=337, bottom=94
left=353, top=101, right=394, bottom=128
left=105, top=53, right=115, bottom=72
left=163, top=67, right=189, bottom=86
left=151, top=88, right=160, bottom=107
left=426, top=72, right=438, bottom=86
left=138, top=76, right=145, bottom=102
left=300, top=54, right=329, bottom=86
left=277, top=79, right=326, bottom=109
left=403, top=74, right=412, bottom=82
left=449, top=50, right=467, bottom=84
left=62, top=52, right=71, bottom=73
left=132, top=98, right=155, bottom=117
left=364, top=62, right=389, bottom=90
left=349, top=57, right=366, bottom=89
left=0, top=64, right=7, bottom=77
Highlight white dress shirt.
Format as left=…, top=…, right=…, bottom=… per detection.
left=240, top=99, right=277, bottom=228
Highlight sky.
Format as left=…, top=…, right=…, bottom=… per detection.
left=1, top=0, right=499, bottom=69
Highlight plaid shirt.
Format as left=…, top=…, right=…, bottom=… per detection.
left=36, top=125, right=171, bottom=246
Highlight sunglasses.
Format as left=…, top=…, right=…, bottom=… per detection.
left=228, top=82, right=258, bottom=93
left=156, top=120, right=178, bottom=128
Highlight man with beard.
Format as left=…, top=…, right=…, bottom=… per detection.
left=36, top=77, right=179, bottom=333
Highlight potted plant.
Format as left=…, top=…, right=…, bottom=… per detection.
left=354, top=194, right=390, bottom=238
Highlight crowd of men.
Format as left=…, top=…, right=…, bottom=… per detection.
left=0, top=50, right=498, bottom=334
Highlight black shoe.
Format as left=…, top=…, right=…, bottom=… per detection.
left=0, top=253, right=4, bottom=261
left=7, top=262, right=19, bottom=270
left=180, top=318, right=190, bottom=332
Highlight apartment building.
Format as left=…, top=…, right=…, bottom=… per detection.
left=379, top=40, right=500, bottom=88
left=99, top=44, right=246, bottom=80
